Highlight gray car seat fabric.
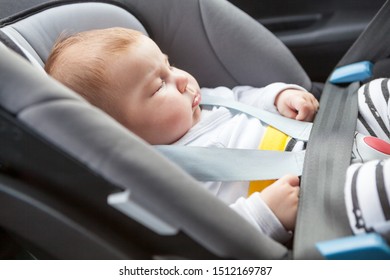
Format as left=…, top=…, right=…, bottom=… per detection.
left=0, top=0, right=312, bottom=90
left=130, top=0, right=312, bottom=89
left=0, top=2, right=148, bottom=68
left=0, top=0, right=311, bottom=259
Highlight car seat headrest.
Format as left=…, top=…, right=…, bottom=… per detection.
left=0, top=2, right=147, bottom=68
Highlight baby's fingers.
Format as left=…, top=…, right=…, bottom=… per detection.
left=293, top=97, right=318, bottom=121
left=279, top=174, right=300, bottom=187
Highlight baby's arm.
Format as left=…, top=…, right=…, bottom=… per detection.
left=275, top=89, right=319, bottom=122
left=231, top=83, right=318, bottom=121
left=229, top=174, right=300, bottom=243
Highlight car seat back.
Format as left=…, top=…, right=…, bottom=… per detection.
left=0, top=0, right=312, bottom=90
left=0, top=2, right=147, bottom=68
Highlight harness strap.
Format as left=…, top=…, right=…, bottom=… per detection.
left=156, top=145, right=305, bottom=181
left=200, top=95, right=312, bottom=141
left=156, top=94, right=309, bottom=181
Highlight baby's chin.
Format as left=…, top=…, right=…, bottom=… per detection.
left=192, top=105, right=202, bottom=125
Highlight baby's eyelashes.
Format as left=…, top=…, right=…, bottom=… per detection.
left=154, top=80, right=166, bottom=95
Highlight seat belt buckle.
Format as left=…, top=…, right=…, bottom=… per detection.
left=329, top=61, right=373, bottom=84
left=315, top=233, right=390, bottom=259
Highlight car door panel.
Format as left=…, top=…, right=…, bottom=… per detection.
left=229, top=0, right=386, bottom=82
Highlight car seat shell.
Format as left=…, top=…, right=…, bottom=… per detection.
left=0, top=0, right=309, bottom=259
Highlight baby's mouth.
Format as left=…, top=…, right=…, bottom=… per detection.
left=192, top=92, right=201, bottom=108
left=187, top=85, right=201, bottom=108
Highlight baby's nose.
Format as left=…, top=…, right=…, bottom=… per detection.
left=176, top=73, right=189, bottom=93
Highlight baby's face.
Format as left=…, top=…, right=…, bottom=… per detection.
left=110, top=35, right=202, bottom=144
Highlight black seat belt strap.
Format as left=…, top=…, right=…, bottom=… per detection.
left=337, top=0, right=390, bottom=67
left=294, top=0, right=390, bottom=259
left=294, top=82, right=359, bottom=259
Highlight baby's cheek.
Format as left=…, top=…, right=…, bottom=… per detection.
left=172, top=116, right=193, bottom=136
left=165, top=113, right=192, bottom=139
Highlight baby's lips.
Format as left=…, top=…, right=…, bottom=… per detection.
left=187, top=85, right=201, bottom=107
left=192, top=92, right=201, bottom=107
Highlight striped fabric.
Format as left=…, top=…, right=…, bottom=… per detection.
left=356, top=78, right=390, bottom=141
left=345, top=160, right=390, bottom=235
left=346, top=78, right=390, bottom=236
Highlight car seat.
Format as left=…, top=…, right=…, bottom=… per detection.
left=0, top=0, right=360, bottom=259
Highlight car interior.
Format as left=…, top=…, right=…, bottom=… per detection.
left=0, top=0, right=389, bottom=260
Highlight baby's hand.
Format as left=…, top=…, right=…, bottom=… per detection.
left=275, top=89, right=319, bottom=121
left=259, top=174, right=300, bottom=231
